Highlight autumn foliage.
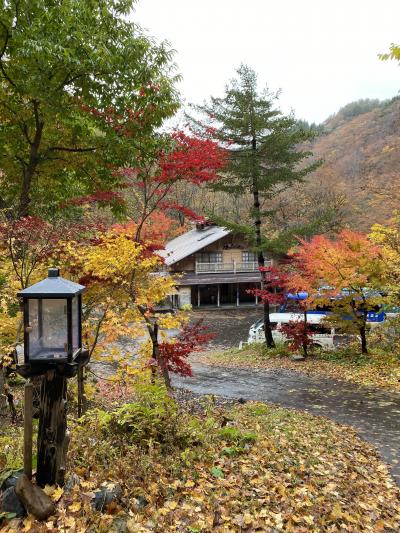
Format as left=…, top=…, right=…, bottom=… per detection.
left=158, top=320, right=214, bottom=377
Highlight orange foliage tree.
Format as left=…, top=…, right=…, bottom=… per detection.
left=290, top=230, right=385, bottom=354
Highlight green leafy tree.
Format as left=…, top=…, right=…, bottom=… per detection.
left=0, top=0, right=179, bottom=217
left=190, top=65, right=319, bottom=347
left=379, top=43, right=400, bottom=63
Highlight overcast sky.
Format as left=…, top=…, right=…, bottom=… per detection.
left=133, top=0, right=399, bottom=124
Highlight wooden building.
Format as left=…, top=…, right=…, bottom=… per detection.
left=159, top=223, right=275, bottom=308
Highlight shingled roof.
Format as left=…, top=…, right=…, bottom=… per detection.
left=158, top=225, right=231, bottom=266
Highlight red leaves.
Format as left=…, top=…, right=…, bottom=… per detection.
left=157, top=131, right=227, bottom=185
left=279, top=320, right=315, bottom=353
left=61, top=190, right=125, bottom=208
left=158, top=320, right=214, bottom=377
left=247, top=266, right=288, bottom=305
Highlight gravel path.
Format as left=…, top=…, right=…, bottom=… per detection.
left=172, top=362, right=400, bottom=485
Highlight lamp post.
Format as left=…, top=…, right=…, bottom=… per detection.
left=17, top=268, right=89, bottom=487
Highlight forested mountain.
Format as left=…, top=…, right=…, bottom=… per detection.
left=305, top=96, right=400, bottom=231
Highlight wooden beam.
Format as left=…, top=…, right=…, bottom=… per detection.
left=23, top=382, right=33, bottom=480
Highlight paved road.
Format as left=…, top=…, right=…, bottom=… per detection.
left=172, top=362, right=400, bottom=485
left=192, top=308, right=260, bottom=349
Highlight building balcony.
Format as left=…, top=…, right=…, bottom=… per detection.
left=195, top=261, right=271, bottom=274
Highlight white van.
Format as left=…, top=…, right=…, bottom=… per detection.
left=247, top=313, right=337, bottom=350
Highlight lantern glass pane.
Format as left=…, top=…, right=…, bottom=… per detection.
left=29, top=298, right=68, bottom=360
left=72, top=296, right=79, bottom=353
left=28, top=299, right=40, bottom=356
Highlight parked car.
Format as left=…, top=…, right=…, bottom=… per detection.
left=247, top=313, right=340, bottom=350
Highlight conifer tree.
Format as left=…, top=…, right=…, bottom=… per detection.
left=190, top=65, right=319, bottom=347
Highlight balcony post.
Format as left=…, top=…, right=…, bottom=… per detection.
left=233, top=260, right=236, bottom=274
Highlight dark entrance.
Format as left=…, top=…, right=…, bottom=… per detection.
left=219, top=284, right=236, bottom=305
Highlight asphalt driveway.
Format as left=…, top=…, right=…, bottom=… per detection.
left=172, top=362, right=400, bottom=485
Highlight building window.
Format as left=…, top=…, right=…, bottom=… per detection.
left=196, top=252, right=222, bottom=263
left=242, top=251, right=257, bottom=262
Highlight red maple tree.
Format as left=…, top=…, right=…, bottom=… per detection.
left=158, top=320, right=214, bottom=378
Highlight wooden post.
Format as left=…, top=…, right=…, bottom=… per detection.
left=23, top=382, right=33, bottom=480
left=36, top=370, right=68, bottom=487
left=217, top=284, right=220, bottom=307
left=197, top=286, right=201, bottom=307
left=236, top=284, right=240, bottom=307
left=0, top=367, right=7, bottom=416
left=77, top=365, right=85, bottom=417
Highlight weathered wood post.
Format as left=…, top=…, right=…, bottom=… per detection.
left=0, top=366, right=7, bottom=416
left=36, top=371, right=68, bottom=487
left=77, top=365, right=86, bottom=417
left=23, top=381, right=33, bottom=480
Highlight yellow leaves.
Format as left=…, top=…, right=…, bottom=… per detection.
left=68, top=501, right=82, bottom=513
left=43, top=484, right=64, bottom=502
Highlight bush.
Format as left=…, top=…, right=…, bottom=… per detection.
left=218, top=426, right=257, bottom=445
left=81, top=382, right=204, bottom=452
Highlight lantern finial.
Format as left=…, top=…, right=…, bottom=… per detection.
left=48, top=267, right=60, bottom=278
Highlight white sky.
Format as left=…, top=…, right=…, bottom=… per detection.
left=133, top=0, right=399, bottom=124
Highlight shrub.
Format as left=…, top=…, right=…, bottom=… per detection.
left=82, top=382, right=204, bottom=452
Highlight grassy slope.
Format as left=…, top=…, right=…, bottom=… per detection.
left=201, top=344, right=400, bottom=392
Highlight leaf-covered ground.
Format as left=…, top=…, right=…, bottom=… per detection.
left=1, top=389, right=400, bottom=532
left=200, top=344, right=400, bottom=392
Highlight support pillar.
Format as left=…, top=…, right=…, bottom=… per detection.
left=217, top=285, right=220, bottom=307
left=23, top=382, right=33, bottom=480
left=36, top=371, right=68, bottom=487
left=197, top=286, right=200, bottom=308
left=236, top=284, right=240, bottom=307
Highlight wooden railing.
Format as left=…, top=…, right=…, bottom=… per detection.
left=195, top=261, right=271, bottom=274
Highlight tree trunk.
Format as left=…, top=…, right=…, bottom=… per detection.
left=36, top=370, right=68, bottom=487
left=18, top=102, right=44, bottom=217
left=149, top=322, right=171, bottom=389
left=359, top=323, right=368, bottom=354
left=252, top=136, right=274, bottom=348
left=302, top=309, right=308, bottom=357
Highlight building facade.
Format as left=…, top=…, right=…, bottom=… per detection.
left=159, top=223, right=274, bottom=308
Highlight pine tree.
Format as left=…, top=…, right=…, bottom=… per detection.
left=190, top=65, right=319, bottom=347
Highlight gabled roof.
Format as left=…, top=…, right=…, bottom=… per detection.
left=18, top=269, right=85, bottom=298
left=158, top=226, right=231, bottom=266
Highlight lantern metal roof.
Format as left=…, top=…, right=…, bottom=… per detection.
left=18, top=268, right=85, bottom=298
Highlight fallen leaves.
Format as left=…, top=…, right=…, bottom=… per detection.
left=2, top=394, right=400, bottom=532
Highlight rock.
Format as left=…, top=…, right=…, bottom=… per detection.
left=291, top=354, right=305, bottom=361
left=0, top=470, right=24, bottom=491
left=92, top=482, right=123, bottom=512
left=64, top=473, right=80, bottom=493
left=0, top=486, right=26, bottom=518
left=111, top=516, right=128, bottom=532
left=134, top=495, right=148, bottom=509
left=16, top=474, right=56, bottom=521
